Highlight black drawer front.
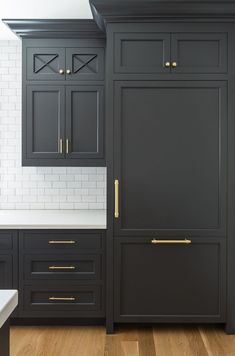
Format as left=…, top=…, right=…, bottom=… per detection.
left=0, top=232, right=14, bottom=250
left=23, top=285, right=102, bottom=313
left=20, top=231, right=103, bottom=252
left=23, top=254, right=102, bottom=281
left=115, top=237, right=226, bottom=322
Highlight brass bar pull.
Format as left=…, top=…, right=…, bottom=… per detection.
left=66, top=139, right=69, bottom=154
left=48, top=240, right=76, bottom=245
left=114, top=179, right=119, bottom=218
left=151, top=238, right=192, bottom=245
left=59, top=139, right=63, bottom=154
left=49, top=266, right=76, bottom=270
left=49, top=296, right=76, bottom=301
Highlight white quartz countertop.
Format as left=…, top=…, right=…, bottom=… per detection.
left=0, top=290, right=18, bottom=328
left=0, top=210, right=106, bottom=229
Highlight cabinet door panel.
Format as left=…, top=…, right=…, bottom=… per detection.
left=114, top=33, right=171, bottom=73
left=66, top=86, right=104, bottom=159
left=171, top=33, right=228, bottom=73
left=114, top=81, right=227, bottom=236
left=26, top=86, right=65, bottom=159
left=66, top=48, right=104, bottom=81
left=114, top=238, right=226, bottom=322
left=0, top=256, right=12, bottom=289
left=27, top=48, right=65, bottom=80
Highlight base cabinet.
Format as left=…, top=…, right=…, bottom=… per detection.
left=114, top=238, right=226, bottom=323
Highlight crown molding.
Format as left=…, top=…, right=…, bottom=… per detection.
left=89, top=1, right=235, bottom=30
left=2, top=19, right=106, bottom=39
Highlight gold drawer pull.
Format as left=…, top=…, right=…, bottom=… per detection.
left=59, top=139, right=63, bottom=154
left=66, top=139, right=70, bottom=154
left=49, top=266, right=76, bottom=270
left=114, top=179, right=119, bottom=218
left=48, top=240, right=76, bottom=245
left=151, top=238, right=192, bottom=245
left=49, top=297, right=76, bottom=301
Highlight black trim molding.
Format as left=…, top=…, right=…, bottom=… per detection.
left=2, top=19, right=105, bottom=39
left=89, top=0, right=235, bottom=30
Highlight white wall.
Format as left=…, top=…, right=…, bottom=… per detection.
left=0, top=40, right=107, bottom=210
left=0, top=0, right=92, bottom=40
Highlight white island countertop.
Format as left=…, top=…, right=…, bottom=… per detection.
left=0, top=290, right=18, bottom=328
left=0, top=210, right=107, bottom=229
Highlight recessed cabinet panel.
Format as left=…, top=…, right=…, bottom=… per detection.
left=66, top=48, right=104, bottom=80
left=171, top=33, right=228, bottom=73
left=66, top=86, right=104, bottom=159
left=26, top=86, right=65, bottom=159
left=114, top=33, right=171, bottom=73
left=27, top=48, right=65, bottom=80
left=114, top=238, right=226, bottom=322
left=0, top=256, right=12, bottom=289
left=114, top=81, right=227, bottom=236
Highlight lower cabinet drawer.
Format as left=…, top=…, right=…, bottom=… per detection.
left=22, top=284, right=104, bottom=317
left=114, top=237, right=226, bottom=322
left=23, top=254, right=102, bottom=281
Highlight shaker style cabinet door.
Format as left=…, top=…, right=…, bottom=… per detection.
left=114, top=33, right=171, bottom=73
left=65, top=86, right=104, bottom=161
left=66, top=48, right=105, bottom=81
left=0, top=256, right=13, bottom=289
left=170, top=33, right=228, bottom=73
left=113, top=81, right=227, bottom=237
left=26, top=48, right=66, bottom=80
left=25, top=86, right=65, bottom=160
left=114, top=238, right=226, bottom=322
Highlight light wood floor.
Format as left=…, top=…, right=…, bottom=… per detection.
left=10, top=325, right=235, bottom=356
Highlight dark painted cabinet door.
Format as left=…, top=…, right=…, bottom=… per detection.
left=114, top=81, right=227, bottom=237
left=171, top=33, right=228, bottom=73
left=0, top=256, right=12, bottom=289
left=25, top=85, right=65, bottom=160
left=66, top=48, right=104, bottom=81
left=114, top=33, right=171, bottom=73
left=66, top=86, right=104, bottom=161
left=114, top=237, right=226, bottom=322
left=27, top=48, right=66, bottom=80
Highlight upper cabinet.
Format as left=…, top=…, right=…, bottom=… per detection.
left=27, top=47, right=104, bottom=81
left=114, top=31, right=228, bottom=74
left=3, top=20, right=107, bottom=167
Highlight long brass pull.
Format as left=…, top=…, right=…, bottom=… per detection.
left=114, top=179, right=119, bottom=218
left=59, top=139, right=63, bottom=154
left=49, top=266, right=76, bottom=270
left=66, top=139, right=69, bottom=154
left=151, top=238, right=192, bottom=245
left=49, top=297, right=76, bottom=301
left=48, top=240, right=76, bottom=245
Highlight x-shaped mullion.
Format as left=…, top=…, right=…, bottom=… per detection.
left=73, top=54, right=97, bottom=74
left=34, top=54, right=59, bottom=74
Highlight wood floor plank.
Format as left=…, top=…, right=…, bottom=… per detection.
left=153, top=325, right=209, bottom=356
left=199, top=325, right=235, bottom=356
left=10, top=324, right=235, bottom=356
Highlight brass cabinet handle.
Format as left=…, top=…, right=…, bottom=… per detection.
left=49, top=296, right=76, bottom=301
left=49, top=266, right=76, bottom=270
left=59, top=139, right=63, bottom=154
left=164, top=61, right=170, bottom=68
left=171, top=61, right=178, bottom=68
left=48, top=240, right=76, bottom=244
left=66, top=139, right=69, bottom=154
left=114, top=179, right=119, bottom=218
left=151, top=238, right=192, bottom=244
left=59, top=69, right=64, bottom=74
left=66, top=69, right=71, bottom=74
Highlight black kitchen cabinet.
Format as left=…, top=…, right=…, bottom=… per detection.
left=114, top=237, right=226, bottom=322
left=0, top=231, right=18, bottom=289
left=113, top=80, right=227, bottom=237
left=27, top=46, right=104, bottom=81
left=19, top=230, right=105, bottom=318
left=19, top=22, right=106, bottom=166
left=25, top=84, right=104, bottom=164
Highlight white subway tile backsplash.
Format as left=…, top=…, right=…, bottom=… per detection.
left=0, top=41, right=107, bottom=210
